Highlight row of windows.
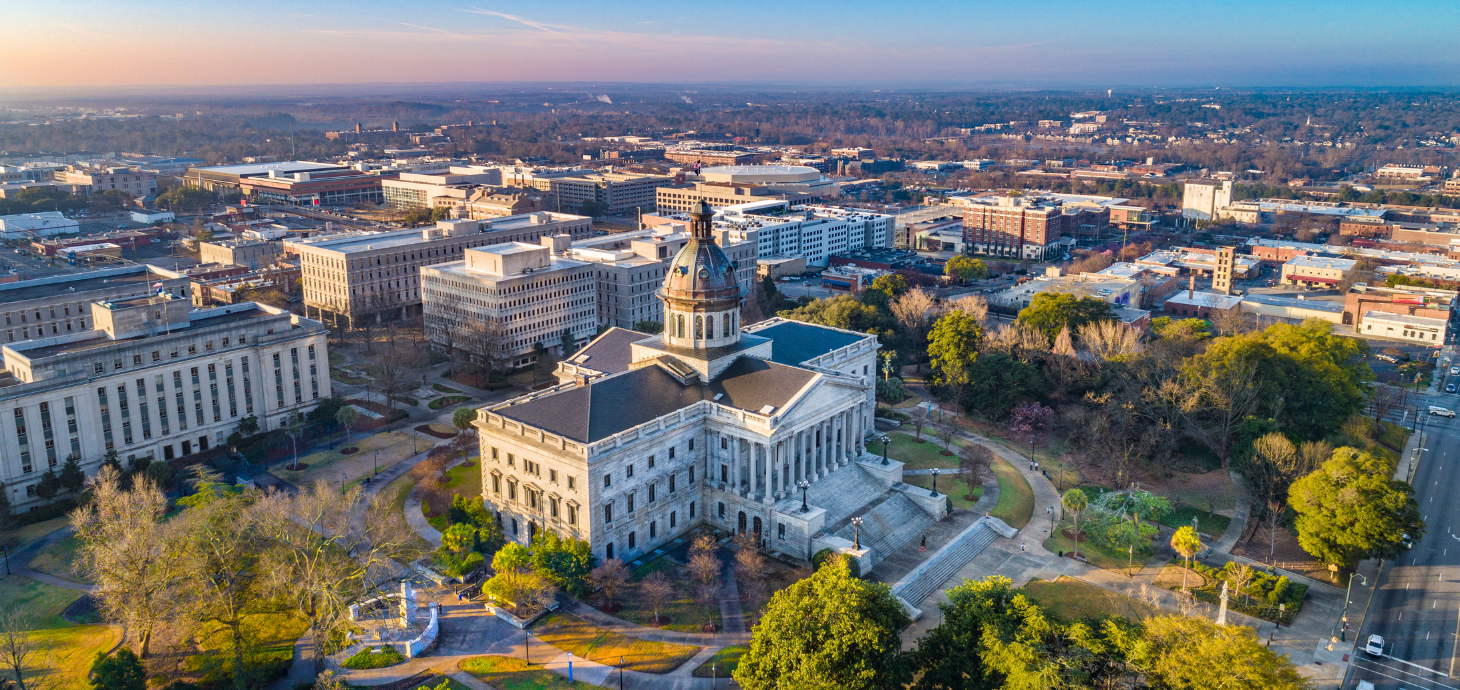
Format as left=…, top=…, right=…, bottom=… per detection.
left=602, top=502, right=692, bottom=561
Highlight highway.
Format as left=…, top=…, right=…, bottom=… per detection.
left=1350, top=378, right=1460, bottom=690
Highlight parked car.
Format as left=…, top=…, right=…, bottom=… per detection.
left=1375, top=354, right=1398, bottom=363
left=1364, top=634, right=1385, bottom=657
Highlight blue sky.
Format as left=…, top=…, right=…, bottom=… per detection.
left=3, top=0, right=1458, bottom=89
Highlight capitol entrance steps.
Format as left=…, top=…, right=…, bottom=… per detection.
left=832, top=491, right=937, bottom=564
left=800, top=463, right=890, bottom=527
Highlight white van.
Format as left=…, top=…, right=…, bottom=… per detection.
left=1430, top=406, right=1456, bottom=417
left=1356, top=681, right=1375, bottom=690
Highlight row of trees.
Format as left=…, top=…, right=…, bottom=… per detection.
left=67, top=467, right=419, bottom=687
left=734, top=559, right=1307, bottom=690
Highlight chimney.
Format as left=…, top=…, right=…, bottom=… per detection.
left=1188, top=275, right=1195, bottom=299
left=575, top=374, right=590, bottom=387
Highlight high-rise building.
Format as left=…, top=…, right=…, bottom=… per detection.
left=1213, top=246, right=1235, bottom=295
left=421, top=239, right=597, bottom=368
left=960, top=195, right=1073, bottom=261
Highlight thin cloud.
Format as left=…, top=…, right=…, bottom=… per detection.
left=399, top=22, right=466, bottom=37
left=461, top=7, right=566, bottom=34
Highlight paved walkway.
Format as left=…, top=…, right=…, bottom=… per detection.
left=11, top=525, right=93, bottom=592
left=1211, top=469, right=1251, bottom=554
left=564, top=598, right=751, bottom=647
left=403, top=455, right=471, bottom=546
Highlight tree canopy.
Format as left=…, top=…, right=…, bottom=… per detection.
left=735, top=557, right=911, bottom=690
left=1288, top=446, right=1424, bottom=568
left=1016, top=293, right=1116, bottom=342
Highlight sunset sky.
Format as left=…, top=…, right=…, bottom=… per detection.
left=3, top=0, right=1457, bottom=90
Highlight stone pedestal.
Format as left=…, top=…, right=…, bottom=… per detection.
left=400, top=582, right=418, bottom=626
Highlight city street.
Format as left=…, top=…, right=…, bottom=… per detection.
left=1350, top=380, right=1460, bottom=690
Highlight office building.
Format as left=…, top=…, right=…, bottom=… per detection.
left=656, top=182, right=813, bottom=214
left=476, top=201, right=935, bottom=573
left=664, top=149, right=768, bottom=166
left=1281, top=255, right=1357, bottom=288
left=960, top=195, right=1076, bottom=261
left=421, top=240, right=596, bottom=367
left=199, top=239, right=284, bottom=269
left=524, top=171, right=673, bottom=215
left=1181, top=179, right=1233, bottom=221
left=565, top=224, right=758, bottom=330
left=0, top=265, right=190, bottom=346
left=0, top=211, right=79, bottom=239
left=0, top=298, right=328, bottom=509
left=184, top=161, right=386, bottom=206
left=380, top=167, right=503, bottom=210
left=53, top=165, right=159, bottom=198
left=298, top=213, right=591, bottom=328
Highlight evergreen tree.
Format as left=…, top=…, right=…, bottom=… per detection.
left=59, top=454, right=86, bottom=494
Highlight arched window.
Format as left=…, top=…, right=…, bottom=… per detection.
left=722, top=313, right=731, bottom=335
left=707, top=317, right=714, bottom=339
left=676, top=314, right=685, bottom=338
left=695, top=315, right=704, bottom=339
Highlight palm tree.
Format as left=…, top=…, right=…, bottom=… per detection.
left=1170, top=526, right=1203, bottom=592
left=1062, top=488, right=1089, bottom=560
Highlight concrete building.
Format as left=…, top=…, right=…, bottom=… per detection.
left=1181, top=179, right=1233, bottom=221
left=656, top=182, right=813, bottom=214
left=756, top=256, right=807, bottom=280
left=53, top=165, right=159, bottom=198
left=1238, top=293, right=1345, bottom=325
left=524, top=171, right=673, bottom=215
left=0, top=298, right=329, bottom=509
left=192, top=264, right=301, bottom=307
left=184, top=161, right=353, bottom=194
left=1356, top=311, right=1447, bottom=344
left=1281, top=255, right=1356, bottom=288
left=1161, top=290, right=1243, bottom=319
left=0, top=265, right=190, bottom=346
left=665, top=149, right=768, bottom=166
left=421, top=240, right=596, bottom=367
left=299, top=213, right=591, bottom=328
left=1213, top=246, right=1236, bottom=295
left=1135, top=247, right=1258, bottom=278
left=698, top=165, right=841, bottom=198
left=199, top=239, right=284, bottom=270
left=58, top=243, right=123, bottom=264
left=380, top=167, right=502, bottom=210
left=476, top=201, right=930, bottom=573
left=130, top=209, right=175, bottom=225
left=565, top=224, right=758, bottom=330
left=237, top=167, right=386, bottom=207
left=1343, top=284, right=1456, bottom=334
left=0, top=211, right=79, bottom=239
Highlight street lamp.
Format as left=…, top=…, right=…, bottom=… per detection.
left=620, top=656, right=626, bottom=690
left=797, top=480, right=811, bottom=513
left=374, top=450, right=379, bottom=477
left=1338, top=572, right=1369, bottom=642
left=930, top=468, right=940, bottom=497
left=879, top=435, right=891, bottom=466
left=851, top=517, right=863, bottom=550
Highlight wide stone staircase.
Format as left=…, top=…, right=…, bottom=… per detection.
left=802, top=463, right=891, bottom=527
left=832, top=491, right=936, bottom=564
left=891, top=518, right=1002, bottom=609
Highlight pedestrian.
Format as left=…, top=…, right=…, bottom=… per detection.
left=1021, top=542, right=1026, bottom=553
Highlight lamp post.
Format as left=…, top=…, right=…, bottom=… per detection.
left=930, top=468, right=940, bottom=497
left=620, top=656, right=625, bottom=690
left=797, top=480, right=811, bottom=512
left=524, top=631, right=530, bottom=665
left=851, top=517, right=863, bottom=550
left=1338, top=572, right=1369, bottom=642
left=879, top=435, right=891, bottom=466
left=374, top=450, right=379, bottom=477
left=1128, top=545, right=1134, bottom=578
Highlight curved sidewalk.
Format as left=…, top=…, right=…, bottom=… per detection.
left=564, top=598, right=751, bottom=647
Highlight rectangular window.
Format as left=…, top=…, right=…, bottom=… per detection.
left=689, top=438, right=695, bottom=451
left=606, top=542, right=613, bottom=560
left=670, top=511, right=677, bottom=529
left=669, top=474, right=676, bottom=492
left=718, top=502, right=725, bottom=518
left=491, top=475, right=500, bottom=494
left=626, top=464, right=634, bottom=478
left=14, top=408, right=31, bottom=474
left=649, top=521, right=656, bottom=539
left=689, top=466, right=695, bottom=484
left=241, top=356, right=253, bottom=414
left=627, top=493, right=635, bottom=513
left=648, top=484, right=656, bottom=502
left=689, top=501, right=695, bottom=518
left=567, top=476, right=575, bottom=490
left=549, top=469, right=557, bottom=483
left=604, top=504, right=613, bottom=524
left=669, top=447, right=676, bottom=459
left=628, top=531, right=636, bottom=549
left=647, top=455, right=655, bottom=469
left=97, top=387, right=114, bottom=450
left=568, top=504, right=577, bottom=525
left=602, top=473, right=610, bottom=488
left=778, top=523, right=786, bottom=540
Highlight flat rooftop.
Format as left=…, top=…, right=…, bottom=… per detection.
left=15, top=307, right=282, bottom=360
left=190, top=161, right=341, bottom=177
left=0, top=267, right=161, bottom=305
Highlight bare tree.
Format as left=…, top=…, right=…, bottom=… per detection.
left=257, top=481, right=420, bottom=676
left=947, top=294, right=988, bottom=325
left=908, top=406, right=930, bottom=440
left=1298, top=439, right=1334, bottom=476
left=640, top=571, right=675, bottom=626
left=983, top=322, right=1051, bottom=363
left=590, top=558, right=630, bottom=608
left=1184, top=359, right=1262, bottom=470
left=1211, top=308, right=1249, bottom=337
left=1246, top=432, right=1301, bottom=558
left=1077, top=320, right=1143, bottom=362
left=71, top=467, right=185, bottom=658
left=376, top=345, right=427, bottom=411
left=695, top=581, right=723, bottom=632
left=688, top=551, right=721, bottom=587
left=1369, top=383, right=1410, bottom=426
left=0, top=607, right=51, bottom=690
left=958, top=444, right=993, bottom=499
left=891, top=288, right=940, bottom=371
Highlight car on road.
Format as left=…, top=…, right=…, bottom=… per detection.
left=1429, top=406, right=1455, bottom=417
left=1449, top=383, right=1458, bottom=393
left=1451, top=366, right=1460, bottom=375
left=1376, top=354, right=1398, bottom=363
left=1364, top=634, right=1385, bottom=656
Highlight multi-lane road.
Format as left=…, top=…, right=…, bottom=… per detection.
left=1350, top=382, right=1460, bottom=690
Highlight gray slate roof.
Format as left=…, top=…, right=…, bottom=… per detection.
left=751, top=321, right=868, bottom=366
left=568, top=327, right=642, bottom=375
left=495, top=357, right=817, bottom=443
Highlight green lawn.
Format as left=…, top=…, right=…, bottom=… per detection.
left=271, top=430, right=419, bottom=487
left=188, top=609, right=310, bottom=684
left=528, top=612, right=702, bottom=674
left=408, top=675, right=476, bottom=690
left=459, top=656, right=579, bottom=689
left=1379, top=420, right=1409, bottom=451
left=0, top=577, right=120, bottom=690
left=864, top=432, right=962, bottom=470
left=1022, top=576, right=1149, bottom=621
left=380, top=466, right=434, bottom=554
left=425, top=460, right=484, bottom=532
left=433, top=383, right=463, bottom=394
left=692, top=645, right=746, bottom=678
left=26, top=533, right=90, bottom=584
left=614, top=556, right=721, bottom=633
left=0, top=517, right=69, bottom=550
left=429, top=395, right=473, bottom=410
left=989, top=458, right=1034, bottom=529
left=903, top=473, right=983, bottom=510
left=1042, top=520, right=1157, bottom=572
left=1159, top=504, right=1231, bottom=537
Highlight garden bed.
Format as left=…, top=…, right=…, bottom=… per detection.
left=416, top=424, right=458, bottom=439
left=432, top=383, right=463, bottom=394
left=341, top=447, right=360, bottom=455
left=459, top=657, right=577, bottom=689
left=1165, top=559, right=1307, bottom=625
left=1022, top=576, right=1151, bottom=621
left=429, top=395, right=472, bottom=410
left=342, top=644, right=406, bottom=670
left=902, top=473, right=982, bottom=510
left=612, top=554, right=723, bottom=633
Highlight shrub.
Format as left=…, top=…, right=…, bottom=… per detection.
left=811, top=550, right=860, bottom=578
left=434, top=549, right=486, bottom=579
left=340, top=645, right=405, bottom=670
left=876, top=377, right=906, bottom=404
